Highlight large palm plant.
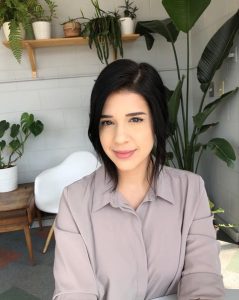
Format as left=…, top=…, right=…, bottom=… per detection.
left=136, top=0, right=239, bottom=173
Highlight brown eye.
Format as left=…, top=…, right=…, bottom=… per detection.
left=100, top=120, right=113, bottom=126
left=129, top=117, right=143, bottom=123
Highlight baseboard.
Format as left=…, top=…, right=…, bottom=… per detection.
left=215, top=215, right=239, bottom=243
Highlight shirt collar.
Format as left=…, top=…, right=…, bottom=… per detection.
left=154, top=166, right=175, bottom=205
left=92, top=165, right=175, bottom=213
left=92, top=166, right=117, bottom=212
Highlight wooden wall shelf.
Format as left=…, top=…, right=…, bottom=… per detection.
left=3, top=34, right=140, bottom=78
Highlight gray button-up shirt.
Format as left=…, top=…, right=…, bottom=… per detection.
left=53, top=165, right=224, bottom=300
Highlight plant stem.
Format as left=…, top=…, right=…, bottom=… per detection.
left=195, top=146, right=204, bottom=173
left=185, top=32, right=190, bottom=148
left=171, top=42, right=186, bottom=140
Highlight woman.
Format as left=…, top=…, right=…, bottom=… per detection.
left=53, top=59, right=224, bottom=300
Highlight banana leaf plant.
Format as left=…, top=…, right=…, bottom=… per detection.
left=135, top=0, right=239, bottom=173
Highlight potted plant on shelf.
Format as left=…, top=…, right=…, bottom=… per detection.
left=0, top=112, right=44, bottom=193
left=28, top=0, right=57, bottom=40
left=81, top=0, right=123, bottom=65
left=0, top=0, right=34, bottom=63
left=61, top=17, right=81, bottom=38
left=119, top=0, right=138, bottom=35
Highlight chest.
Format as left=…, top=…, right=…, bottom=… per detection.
left=91, top=201, right=182, bottom=299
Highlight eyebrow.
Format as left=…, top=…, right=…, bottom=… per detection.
left=100, top=112, right=147, bottom=118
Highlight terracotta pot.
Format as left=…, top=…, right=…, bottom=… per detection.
left=63, top=21, right=81, bottom=38
left=0, top=165, right=18, bottom=192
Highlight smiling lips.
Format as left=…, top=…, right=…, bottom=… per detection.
left=113, top=150, right=136, bottom=159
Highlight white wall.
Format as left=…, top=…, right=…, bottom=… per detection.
left=191, top=0, right=239, bottom=228
left=0, top=0, right=185, bottom=183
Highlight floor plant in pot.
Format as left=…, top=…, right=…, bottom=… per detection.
left=0, top=112, right=44, bottom=192
left=28, top=0, right=57, bottom=39
left=135, top=0, right=239, bottom=227
left=119, top=0, right=138, bottom=35
left=81, top=0, right=123, bottom=64
left=0, top=0, right=34, bottom=63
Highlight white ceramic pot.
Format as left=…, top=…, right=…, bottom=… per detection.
left=2, top=22, right=25, bottom=41
left=0, top=165, right=18, bottom=192
left=32, top=21, right=51, bottom=39
left=119, top=17, right=135, bottom=35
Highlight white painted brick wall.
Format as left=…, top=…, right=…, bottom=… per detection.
left=0, top=0, right=238, bottom=228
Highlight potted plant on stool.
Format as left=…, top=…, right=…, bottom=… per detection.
left=29, top=0, right=57, bottom=39
left=119, top=0, right=138, bottom=35
left=0, top=112, right=44, bottom=192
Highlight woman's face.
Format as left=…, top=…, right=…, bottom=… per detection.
left=99, top=90, right=154, bottom=174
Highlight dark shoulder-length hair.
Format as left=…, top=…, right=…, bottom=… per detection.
left=88, top=59, right=169, bottom=189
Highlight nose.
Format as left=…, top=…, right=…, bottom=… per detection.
left=113, top=123, right=129, bottom=145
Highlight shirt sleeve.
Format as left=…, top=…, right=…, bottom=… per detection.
left=177, top=177, right=225, bottom=300
left=53, top=187, right=98, bottom=300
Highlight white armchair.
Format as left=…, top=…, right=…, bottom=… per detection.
left=34, top=151, right=100, bottom=253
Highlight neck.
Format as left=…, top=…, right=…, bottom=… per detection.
left=117, top=159, right=152, bottom=190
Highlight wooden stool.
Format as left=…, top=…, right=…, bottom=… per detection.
left=0, top=183, right=36, bottom=264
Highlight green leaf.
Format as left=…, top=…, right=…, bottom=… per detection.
left=9, top=19, right=23, bottom=63
left=135, top=19, right=179, bottom=50
left=9, top=139, right=21, bottom=152
left=193, top=88, right=238, bottom=128
left=10, top=124, right=20, bottom=138
left=198, top=122, right=219, bottom=134
left=29, top=120, right=44, bottom=136
left=0, top=140, right=6, bottom=151
left=0, top=120, right=10, bottom=138
left=197, top=10, right=239, bottom=89
left=211, top=208, right=225, bottom=214
left=207, top=138, right=236, bottom=168
left=168, top=76, right=184, bottom=132
left=162, top=0, right=211, bottom=33
left=21, top=112, right=34, bottom=134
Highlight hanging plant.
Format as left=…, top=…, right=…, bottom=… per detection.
left=81, top=0, right=123, bottom=64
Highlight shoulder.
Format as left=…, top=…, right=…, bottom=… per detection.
left=61, top=165, right=106, bottom=211
left=157, top=165, right=205, bottom=206
left=161, top=165, right=204, bottom=187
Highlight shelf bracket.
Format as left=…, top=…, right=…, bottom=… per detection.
left=25, top=43, right=37, bottom=79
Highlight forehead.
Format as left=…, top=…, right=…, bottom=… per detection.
left=102, top=90, right=150, bottom=114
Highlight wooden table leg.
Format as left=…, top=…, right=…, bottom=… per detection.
left=23, top=225, right=34, bottom=265
left=36, top=207, right=43, bottom=230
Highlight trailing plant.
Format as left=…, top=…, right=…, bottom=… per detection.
left=0, top=112, right=44, bottom=169
left=119, top=0, right=138, bottom=19
left=28, top=0, right=57, bottom=22
left=81, top=0, right=123, bottom=64
left=0, top=0, right=33, bottom=62
left=136, top=0, right=239, bottom=173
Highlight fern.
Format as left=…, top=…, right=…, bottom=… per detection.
left=8, top=19, right=23, bottom=63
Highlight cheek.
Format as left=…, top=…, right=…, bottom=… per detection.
left=99, top=130, right=110, bottom=151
